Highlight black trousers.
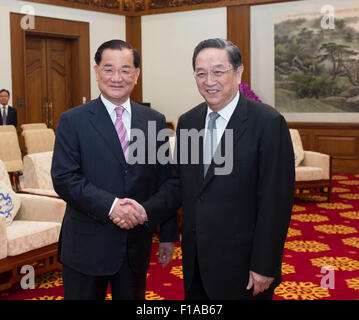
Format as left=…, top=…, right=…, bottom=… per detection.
left=62, top=259, right=146, bottom=300
left=185, top=254, right=210, bottom=300
left=185, top=253, right=275, bottom=300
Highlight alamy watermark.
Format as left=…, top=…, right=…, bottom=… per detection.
left=128, top=121, right=233, bottom=176
left=20, top=5, right=35, bottom=30
left=20, top=265, right=35, bottom=290
left=320, top=265, right=335, bottom=289
left=321, top=5, right=335, bottom=30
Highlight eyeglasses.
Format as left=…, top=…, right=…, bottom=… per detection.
left=100, top=66, right=136, bottom=78
left=194, top=68, right=233, bottom=80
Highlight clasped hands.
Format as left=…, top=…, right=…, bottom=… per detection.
left=109, top=198, right=147, bottom=230
left=109, top=198, right=175, bottom=267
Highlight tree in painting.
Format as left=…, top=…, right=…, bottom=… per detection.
left=275, top=10, right=359, bottom=112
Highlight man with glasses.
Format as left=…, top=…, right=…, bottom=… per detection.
left=0, top=89, right=17, bottom=127
left=51, top=39, right=178, bottom=300
left=119, top=38, right=295, bottom=300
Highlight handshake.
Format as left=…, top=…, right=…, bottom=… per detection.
left=109, top=198, right=175, bottom=268
left=109, top=198, right=147, bottom=230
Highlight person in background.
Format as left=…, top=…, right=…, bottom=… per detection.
left=0, top=89, right=17, bottom=127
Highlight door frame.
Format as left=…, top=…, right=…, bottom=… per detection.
left=10, top=13, right=90, bottom=130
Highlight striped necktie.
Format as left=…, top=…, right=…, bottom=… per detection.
left=115, top=106, right=129, bottom=161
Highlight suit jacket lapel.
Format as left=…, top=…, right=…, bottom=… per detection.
left=127, top=102, right=148, bottom=171
left=129, top=101, right=147, bottom=140
left=87, top=97, right=127, bottom=168
left=191, top=104, right=207, bottom=186
left=198, top=94, right=249, bottom=196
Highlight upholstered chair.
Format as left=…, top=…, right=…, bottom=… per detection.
left=0, top=131, right=23, bottom=192
left=22, top=128, right=55, bottom=155
left=290, top=129, right=332, bottom=202
left=0, top=159, right=65, bottom=291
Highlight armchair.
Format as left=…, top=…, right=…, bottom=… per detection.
left=290, top=129, right=332, bottom=202
left=0, top=159, right=65, bottom=291
left=0, top=131, right=23, bottom=192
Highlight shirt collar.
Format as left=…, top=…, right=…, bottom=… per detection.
left=100, top=94, right=131, bottom=116
left=206, top=90, right=240, bottom=122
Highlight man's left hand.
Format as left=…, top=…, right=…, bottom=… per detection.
left=246, top=270, right=274, bottom=296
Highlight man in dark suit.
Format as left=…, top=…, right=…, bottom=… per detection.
left=51, top=39, right=178, bottom=300
left=117, top=38, right=295, bottom=300
left=0, top=89, right=17, bottom=127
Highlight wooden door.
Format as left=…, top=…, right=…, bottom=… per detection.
left=25, top=36, right=72, bottom=129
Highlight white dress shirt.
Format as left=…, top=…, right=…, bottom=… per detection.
left=100, top=94, right=132, bottom=215
left=1, top=105, right=8, bottom=114
left=203, top=90, right=240, bottom=152
left=100, top=94, right=131, bottom=140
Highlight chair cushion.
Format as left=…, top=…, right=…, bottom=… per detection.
left=6, top=220, right=61, bottom=256
left=295, top=166, right=324, bottom=181
left=0, top=182, right=21, bottom=225
left=290, top=129, right=305, bottom=167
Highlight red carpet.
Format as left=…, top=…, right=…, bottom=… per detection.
left=1, top=173, right=359, bottom=300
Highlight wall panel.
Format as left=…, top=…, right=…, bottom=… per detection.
left=142, top=8, right=226, bottom=121
left=227, top=5, right=250, bottom=85
left=289, top=123, right=359, bottom=173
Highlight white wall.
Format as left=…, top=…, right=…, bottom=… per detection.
left=251, top=0, right=359, bottom=122
left=0, top=0, right=126, bottom=105
left=142, top=8, right=226, bottom=121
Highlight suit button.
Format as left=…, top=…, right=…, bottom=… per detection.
left=199, top=195, right=204, bottom=202
left=124, top=170, right=128, bottom=174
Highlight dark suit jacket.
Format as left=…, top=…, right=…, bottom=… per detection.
left=144, top=94, right=295, bottom=299
left=0, top=106, right=17, bottom=127
left=51, top=97, right=178, bottom=276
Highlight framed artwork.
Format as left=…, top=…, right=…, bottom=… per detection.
left=274, top=7, right=359, bottom=114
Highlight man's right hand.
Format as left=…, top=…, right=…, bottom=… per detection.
left=109, top=198, right=147, bottom=229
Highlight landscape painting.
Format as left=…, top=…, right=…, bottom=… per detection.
left=275, top=7, right=359, bottom=112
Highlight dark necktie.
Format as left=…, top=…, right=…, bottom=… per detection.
left=203, top=112, right=220, bottom=177
left=2, top=107, right=6, bottom=125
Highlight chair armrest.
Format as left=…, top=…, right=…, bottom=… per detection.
left=0, top=215, right=7, bottom=259
left=15, top=193, right=66, bottom=223
left=302, top=151, right=330, bottom=179
left=20, top=188, right=59, bottom=198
